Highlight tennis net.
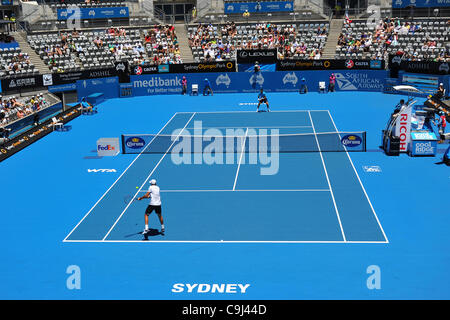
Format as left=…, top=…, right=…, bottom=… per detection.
left=121, top=131, right=366, bottom=154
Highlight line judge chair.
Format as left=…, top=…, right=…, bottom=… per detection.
left=51, top=117, right=64, bottom=131
left=191, top=84, right=199, bottom=96
left=319, top=81, right=326, bottom=93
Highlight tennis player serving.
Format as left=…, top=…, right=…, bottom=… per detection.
left=257, top=88, right=270, bottom=112
left=137, top=179, right=164, bottom=235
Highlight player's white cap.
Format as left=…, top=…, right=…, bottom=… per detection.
left=149, top=179, right=157, bottom=185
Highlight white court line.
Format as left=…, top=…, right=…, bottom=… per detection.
left=137, top=189, right=331, bottom=193
left=326, top=110, right=389, bottom=243
left=184, top=125, right=313, bottom=129
left=308, top=111, right=347, bottom=242
left=101, top=113, right=197, bottom=241
left=233, top=127, right=249, bottom=191
left=63, top=112, right=180, bottom=242
left=64, top=240, right=388, bottom=244
left=175, top=110, right=327, bottom=114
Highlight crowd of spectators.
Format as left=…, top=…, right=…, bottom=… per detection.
left=0, top=94, right=48, bottom=126
left=29, top=25, right=182, bottom=72
left=143, top=25, right=182, bottom=65
left=188, top=21, right=328, bottom=61
left=337, top=17, right=449, bottom=61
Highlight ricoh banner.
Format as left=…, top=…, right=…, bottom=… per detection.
left=130, top=70, right=388, bottom=96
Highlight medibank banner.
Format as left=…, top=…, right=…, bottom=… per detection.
left=130, top=70, right=388, bottom=96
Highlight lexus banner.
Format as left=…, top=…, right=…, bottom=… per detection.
left=236, top=49, right=278, bottom=64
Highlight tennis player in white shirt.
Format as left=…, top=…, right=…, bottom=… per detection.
left=137, top=179, right=164, bottom=235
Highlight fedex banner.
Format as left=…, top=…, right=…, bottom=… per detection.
left=224, top=1, right=294, bottom=13
left=392, top=0, right=450, bottom=8
left=57, top=7, right=129, bottom=20
left=130, top=70, right=388, bottom=96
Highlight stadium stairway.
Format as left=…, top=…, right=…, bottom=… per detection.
left=12, top=31, right=51, bottom=74
left=321, top=18, right=344, bottom=59
left=174, top=23, right=195, bottom=63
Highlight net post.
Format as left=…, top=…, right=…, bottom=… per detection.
left=121, top=135, right=126, bottom=154
left=363, top=131, right=367, bottom=152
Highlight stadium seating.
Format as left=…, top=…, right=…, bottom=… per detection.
left=49, top=0, right=126, bottom=12
left=26, top=25, right=182, bottom=73
left=187, top=21, right=329, bottom=62
left=0, top=93, right=52, bottom=126
left=336, top=18, right=449, bottom=61
left=0, top=47, right=39, bottom=78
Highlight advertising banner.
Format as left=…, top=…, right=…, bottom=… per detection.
left=131, top=61, right=237, bottom=75
left=276, top=59, right=385, bottom=71
left=392, top=0, right=450, bottom=8
left=57, top=7, right=129, bottom=20
left=1, top=75, right=44, bottom=91
left=389, top=55, right=449, bottom=75
left=130, top=70, right=388, bottom=96
left=237, top=49, right=278, bottom=64
left=50, top=68, right=117, bottom=85
left=395, top=104, right=413, bottom=152
left=224, top=1, right=294, bottom=13
left=76, top=77, right=119, bottom=100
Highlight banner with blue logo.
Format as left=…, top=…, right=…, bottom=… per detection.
left=76, top=77, right=119, bottom=100
left=57, top=7, right=129, bottom=20
left=130, top=70, right=388, bottom=96
left=392, top=0, right=450, bottom=8
left=224, top=1, right=294, bottom=13
left=48, top=83, right=77, bottom=93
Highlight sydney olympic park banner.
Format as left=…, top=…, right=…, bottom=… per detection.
left=130, top=70, right=389, bottom=96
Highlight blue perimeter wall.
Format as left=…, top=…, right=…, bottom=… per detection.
left=130, top=70, right=389, bottom=96
left=69, top=70, right=450, bottom=99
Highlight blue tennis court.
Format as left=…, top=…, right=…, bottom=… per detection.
left=64, top=110, right=386, bottom=243
left=1, top=91, right=449, bottom=300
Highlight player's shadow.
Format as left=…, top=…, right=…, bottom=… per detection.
left=142, top=228, right=163, bottom=241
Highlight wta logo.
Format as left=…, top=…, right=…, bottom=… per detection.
left=126, top=137, right=146, bottom=149
left=341, top=134, right=362, bottom=147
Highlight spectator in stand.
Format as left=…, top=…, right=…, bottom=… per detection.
left=435, top=83, right=446, bottom=100
left=243, top=10, right=250, bottom=23
left=329, top=73, right=336, bottom=92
